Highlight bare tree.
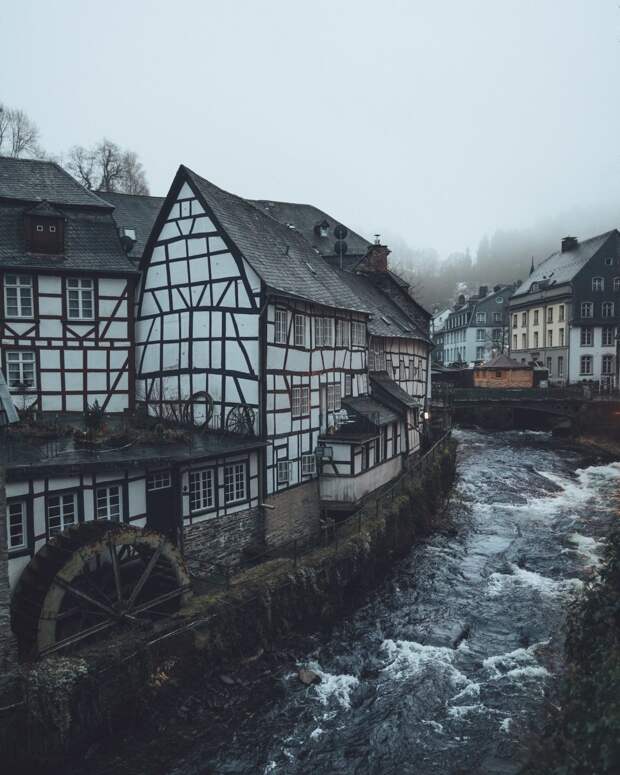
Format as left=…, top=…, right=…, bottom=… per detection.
left=65, top=138, right=149, bottom=194
left=0, top=103, right=42, bottom=158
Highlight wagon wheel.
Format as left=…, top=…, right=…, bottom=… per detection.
left=183, top=391, right=214, bottom=429
left=11, top=522, right=191, bottom=659
left=225, top=404, right=256, bottom=435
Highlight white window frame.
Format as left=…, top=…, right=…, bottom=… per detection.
left=189, top=468, right=215, bottom=512
left=559, top=305, right=565, bottom=322
left=351, top=321, right=366, bottom=347
left=592, top=277, right=604, bottom=292
left=66, top=277, right=94, bottom=321
left=6, top=350, right=36, bottom=390
left=7, top=500, right=27, bottom=549
left=475, top=346, right=485, bottom=360
left=613, top=277, right=620, bottom=292
left=521, top=312, right=527, bottom=327
left=96, top=484, right=122, bottom=521
left=277, top=460, right=291, bottom=484
left=547, top=330, right=553, bottom=347
left=602, top=301, right=614, bottom=318
left=336, top=319, right=350, bottom=348
left=580, top=327, right=593, bottom=347
left=580, top=301, right=593, bottom=319
left=293, top=314, right=306, bottom=347
left=602, top=354, right=614, bottom=376
left=147, top=470, right=172, bottom=491
left=224, top=462, right=247, bottom=504
left=47, top=492, right=77, bottom=537
left=602, top=326, right=614, bottom=347
left=291, top=385, right=310, bottom=418
left=344, top=373, right=352, bottom=396
left=274, top=309, right=288, bottom=344
left=314, top=317, right=334, bottom=348
left=476, top=312, right=486, bottom=324
left=559, top=327, right=565, bottom=346
left=476, top=328, right=485, bottom=342
left=4, top=274, right=33, bottom=319
left=580, top=355, right=593, bottom=376
left=326, top=383, right=341, bottom=412
left=547, top=307, right=554, bottom=323
left=301, top=453, right=316, bottom=476
left=558, top=356, right=564, bottom=377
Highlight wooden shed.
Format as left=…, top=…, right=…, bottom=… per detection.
left=473, top=354, right=535, bottom=388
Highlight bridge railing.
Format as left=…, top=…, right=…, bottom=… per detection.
left=431, top=384, right=610, bottom=403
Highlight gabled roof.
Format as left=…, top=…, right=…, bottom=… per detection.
left=478, top=353, right=528, bottom=370
left=512, top=230, right=617, bottom=298
left=342, top=395, right=399, bottom=427
left=249, top=200, right=371, bottom=258
left=370, top=372, right=420, bottom=409
left=0, top=156, right=112, bottom=209
left=100, top=191, right=165, bottom=260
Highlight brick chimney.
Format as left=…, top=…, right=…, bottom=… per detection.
left=561, top=236, right=578, bottom=252
left=364, top=243, right=390, bottom=272
left=478, top=285, right=488, bottom=297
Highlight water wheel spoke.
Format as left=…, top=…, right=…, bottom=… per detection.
left=132, top=585, right=189, bottom=614
left=40, top=618, right=117, bottom=657
left=53, top=576, right=119, bottom=620
left=108, top=539, right=124, bottom=605
left=126, top=544, right=163, bottom=610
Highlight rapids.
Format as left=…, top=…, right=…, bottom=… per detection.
left=172, top=429, right=620, bottom=775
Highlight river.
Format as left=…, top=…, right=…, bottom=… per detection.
left=166, top=429, right=620, bottom=775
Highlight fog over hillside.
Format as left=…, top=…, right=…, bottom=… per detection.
left=384, top=201, right=620, bottom=312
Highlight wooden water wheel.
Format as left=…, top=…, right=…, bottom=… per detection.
left=225, top=404, right=256, bottom=435
left=11, top=521, right=191, bottom=659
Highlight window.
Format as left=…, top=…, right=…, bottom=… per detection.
left=592, top=277, right=604, bottom=292
left=224, top=463, right=246, bottom=503
left=96, top=485, right=122, bottom=521
left=27, top=216, right=63, bottom=253
left=580, top=355, right=593, bottom=376
left=351, top=321, right=365, bottom=347
left=559, top=328, right=565, bottom=346
left=559, top=305, right=565, bottom=322
left=327, top=383, right=341, bottom=412
left=476, top=328, right=485, bottom=341
left=496, top=297, right=504, bottom=304
left=521, top=333, right=527, bottom=349
left=580, top=302, right=593, bottom=318
left=533, top=310, right=539, bottom=325
left=513, top=334, right=517, bottom=350
left=614, top=278, right=620, bottom=292
left=189, top=469, right=215, bottom=511
left=547, top=307, right=553, bottom=323
left=4, top=274, right=33, bottom=318
left=521, top=312, right=527, bottom=327
left=301, top=454, right=316, bottom=476
left=314, top=317, right=333, bottom=347
left=344, top=373, right=352, bottom=396
left=602, top=301, right=614, bottom=318
left=277, top=460, right=290, bottom=485
left=47, top=493, right=77, bottom=536
left=558, top=356, right=564, bottom=377
left=7, top=501, right=26, bottom=549
left=275, top=309, right=288, bottom=344
left=512, top=314, right=517, bottom=329
left=291, top=385, right=310, bottom=417
left=336, top=320, right=350, bottom=347
left=602, top=326, right=614, bottom=347
left=602, top=355, right=614, bottom=375
left=36, top=224, right=43, bottom=232
left=493, top=312, right=502, bottom=323
left=6, top=350, right=35, bottom=389
left=147, top=471, right=171, bottom=491
left=492, top=328, right=502, bottom=342
left=547, top=330, right=553, bottom=347
left=531, top=283, right=540, bottom=293
left=605, top=257, right=614, bottom=266
left=476, top=312, right=487, bottom=323
left=533, top=331, right=539, bottom=348
left=293, top=314, right=306, bottom=347
left=495, top=371, right=502, bottom=378
left=369, top=339, right=386, bottom=371
left=476, top=346, right=484, bottom=360
left=580, top=327, right=593, bottom=347
left=66, top=278, right=94, bottom=320
left=546, top=357, right=552, bottom=376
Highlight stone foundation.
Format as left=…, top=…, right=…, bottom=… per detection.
left=183, top=507, right=261, bottom=574
left=263, top=479, right=321, bottom=548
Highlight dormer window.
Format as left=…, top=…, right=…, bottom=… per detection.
left=314, top=219, right=330, bottom=239
left=24, top=201, right=65, bottom=255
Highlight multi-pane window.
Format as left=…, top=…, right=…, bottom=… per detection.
left=547, top=330, right=553, bottom=347
left=66, top=278, right=94, bottom=320
left=513, top=334, right=518, bottom=350
left=336, top=320, right=350, bottom=347
left=189, top=469, right=215, bottom=511
left=492, top=328, right=502, bottom=342
left=602, top=355, right=614, bottom=375
left=224, top=463, right=246, bottom=503
left=4, top=274, right=33, bottom=318
left=546, top=357, right=552, bottom=376
left=614, top=278, right=620, bottom=292
left=521, top=312, right=527, bottom=327
left=580, top=355, right=593, bottom=375
left=558, top=356, right=564, bottom=377
left=344, top=373, right=352, bottom=396
left=6, top=350, right=36, bottom=389
left=592, top=277, right=604, bottom=292
left=47, top=493, right=77, bottom=536
left=580, top=302, right=593, bottom=318
left=476, top=329, right=485, bottom=341
left=580, top=327, right=593, bottom=346
left=314, top=317, right=333, bottom=347
left=559, top=305, right=565, bottom=322
left=327, top=383, right=341, bottom=412
left=602, top=301, right=614, bottom=318
left=369, top=339, right=386, bottom=371
left=533, top=331, right=539, bottom=348
left=277, top=460, right=291, bottom=484
left=293, top=314, right=306, bottom=347
left=275, top=309, right=288, bottom=344
left=547, top=307, right=553, bottom=323
left=602, top=326, right=615, bottom=347
left=291, top=385, right=310, bottom=417
left=351, top=321, right=366, bottom=347
left=7, top=501, right=26, bottom=549
left=521, top=333, right=527, bottom=349
left=512, top=314, right=517, bottom=329
left=476, top=346, right=484, bottom=360
left=533, top=310, right=539, bottom=325
left=493, top=312, right=501, bottom=323
left=559, top=328, right=565, bottom=346
left=301, top=453, right=316, bottom=476
left=147, top=471, right=171, bottom=491
left=96, top=485, right=122, bottom=521
left=476, top=312, right=486, bottom=323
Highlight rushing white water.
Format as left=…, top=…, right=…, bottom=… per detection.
left=173, top=430, right=620, bottom=775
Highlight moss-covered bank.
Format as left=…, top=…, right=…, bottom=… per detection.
left=1, top=436, right=457, bottom=771
left=523, top=525, right=620, bottom=775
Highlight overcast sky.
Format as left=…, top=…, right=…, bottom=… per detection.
left=2, top=0, right=619, bottom=256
